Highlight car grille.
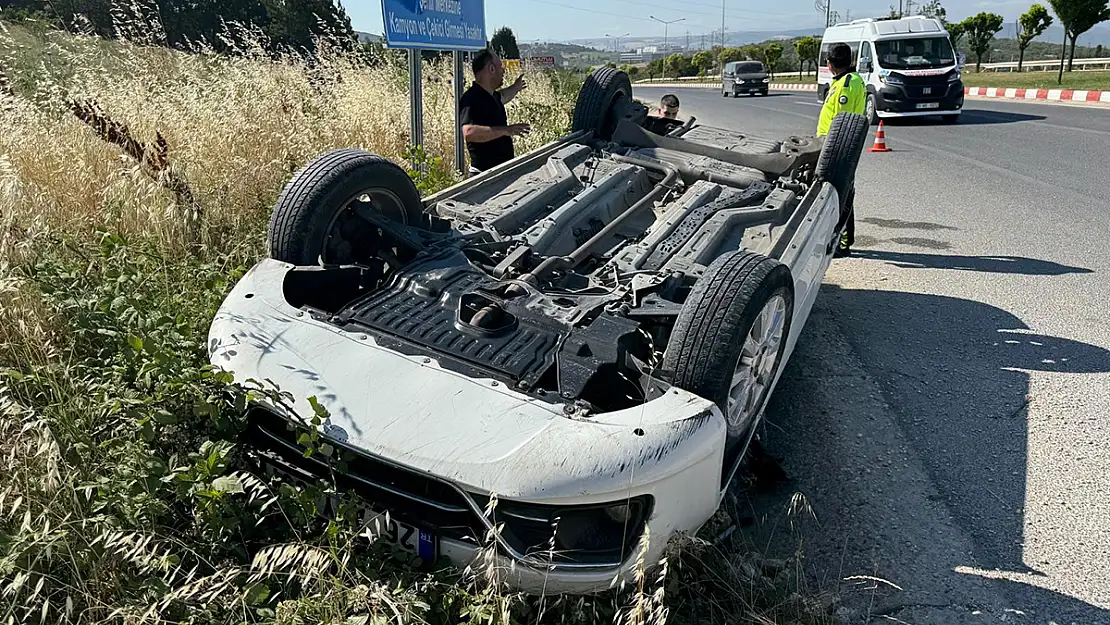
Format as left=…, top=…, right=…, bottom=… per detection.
left=242, top=406, right=648, bottom=568
left=243, top=407, right=484, bottom=542
left=904, top=84, right=950, bottom=99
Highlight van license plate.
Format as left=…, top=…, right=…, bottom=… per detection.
left=916, top=102, right=940, bottom=109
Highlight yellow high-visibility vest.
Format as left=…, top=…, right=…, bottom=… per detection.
left=818, top=71, right=867, bottom=136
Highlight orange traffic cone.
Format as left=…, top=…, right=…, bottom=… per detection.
left=867, top=121, right=892, bottom=152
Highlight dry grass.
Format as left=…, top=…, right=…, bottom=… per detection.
left=0, top=19, right=571, bottom=262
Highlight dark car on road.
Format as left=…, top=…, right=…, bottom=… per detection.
left=722, top=61, right=770, bottom=97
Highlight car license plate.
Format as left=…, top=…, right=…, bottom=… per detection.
left=916, top=102, right=940, bottom=109
left=258, top=454, right=438, bottom=562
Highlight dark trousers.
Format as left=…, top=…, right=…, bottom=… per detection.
left=839, top=187, right=856, bottom=248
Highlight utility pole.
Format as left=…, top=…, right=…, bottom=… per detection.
left=686, top=30, right=690, bottom=50
left=721, top=0, right=726, bottom=47
left=650, top=15, right=685, bottom=78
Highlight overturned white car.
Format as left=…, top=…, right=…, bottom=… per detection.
left=208, top=68, right=869, bottom=594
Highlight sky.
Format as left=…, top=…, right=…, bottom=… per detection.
left=345, top=0, right=1044, bottom=44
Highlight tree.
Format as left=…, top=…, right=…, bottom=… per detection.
left=718, top=46, right=745, bottom=66
left=1048, top=0, right=1110, bottom=80
left=1017, top=4, right=1054, bottom=71
left=947, top=21, right=966, bottom=51
left=664, top=53, right=690, bottom=78
left=490, top=26, right=520, bottom=59
left=1097, top=44, right=1106, bottom=56
left=763, top=42, right=784, bottom=78
left=960, top=12, right=1004, bottom=71
left=692, top=50, right=714, bottom=75
left=741, top=44, right=763, bottom=61
left=794, top=36, right=820, bottom=77
left=917, top=0, right=949, bottom=23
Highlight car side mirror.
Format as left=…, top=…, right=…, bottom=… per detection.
left=860, top=59, right=872, bottom=73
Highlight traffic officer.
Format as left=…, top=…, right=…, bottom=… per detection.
left=817, top=42, right=867, bottom=257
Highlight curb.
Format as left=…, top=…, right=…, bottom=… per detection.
left=965, top=86, right=1110, bottom=103
left=634, top=82, right=819, bottom=92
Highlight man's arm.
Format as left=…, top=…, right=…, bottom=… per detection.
left=498, top=74, right=527, bottom=104
left=463, top=123, right=530, bottom=142
left=462, top=124, right=509, bottom=143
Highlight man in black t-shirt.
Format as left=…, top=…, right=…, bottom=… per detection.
left=459, top=49, right=530, bottom=175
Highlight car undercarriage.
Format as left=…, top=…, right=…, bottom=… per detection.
left=208, top=68, right=870, bottom=592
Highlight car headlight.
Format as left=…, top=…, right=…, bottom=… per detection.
left=883, top=73, right=905, bottom=85
left=762, top=77, right=770, bottom=83
left=490, top=495, right=654, bottom=565
left=948, top=70, right=961, bottom=82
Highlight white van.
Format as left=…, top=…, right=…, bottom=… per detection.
left=817, top=16, right=964, bottom=124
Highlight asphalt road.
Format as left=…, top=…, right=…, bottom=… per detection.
left=635, top=87, right=1110, bottom=624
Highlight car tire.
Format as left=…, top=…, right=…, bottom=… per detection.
left=662, top=250, right=795, bottom=451
left=572, top=67, right=634, bottom=141
left=268, top=149, right=428, bottom=266
left=814, top=112, right=869, bottom=215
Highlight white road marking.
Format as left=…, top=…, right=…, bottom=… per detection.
left=794, top=101, right=823, bottom=107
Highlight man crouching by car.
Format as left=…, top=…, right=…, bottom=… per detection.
left=459, top=49, right=530, bottom=176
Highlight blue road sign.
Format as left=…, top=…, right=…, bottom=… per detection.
left=381, top=0, right=487, bottom=51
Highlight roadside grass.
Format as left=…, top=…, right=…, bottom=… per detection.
left=0, top=17, right=835, bottom=625
left=960, top=69, right=1110, bottom=90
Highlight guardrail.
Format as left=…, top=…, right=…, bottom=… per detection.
left=977, top=57, right=1110, bottom=72
left=633, top=75, right=816, bottom=85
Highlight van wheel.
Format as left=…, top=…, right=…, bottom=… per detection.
left=865, top=93, right=879, bottom=125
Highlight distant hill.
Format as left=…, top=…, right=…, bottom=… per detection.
left=565, top=22, right=1110, bottom=51
left=995, top=23, right=1110, bottom=48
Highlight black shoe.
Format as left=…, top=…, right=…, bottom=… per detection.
left=834, top=245, right=852, bottom=258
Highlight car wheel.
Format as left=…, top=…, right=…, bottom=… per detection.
left=662, top=250, right=795, bottom=451
left=814, top=112, right=869, bottom=216
left=865, top=93, right=879, bottom=125
left=268, top=149, right=428, bottom=268
left=572, top=67, right=634, bottom=141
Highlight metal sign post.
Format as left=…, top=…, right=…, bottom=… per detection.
left=380, top=0, right=487, bottom=175
left=453, top=51, right=466, bottom=174
left=408, top=48, right=423, bottom=170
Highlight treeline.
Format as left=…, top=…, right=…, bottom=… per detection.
left=613, top=37, right=823, bottom=80
left=0, top=0, right=357, bottom=55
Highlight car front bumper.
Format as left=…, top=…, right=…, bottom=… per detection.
left=208, top=258, right=729, bottom=593
left=728, top=80, right=769, bottom=94
left=875, top=80, right=964, bottom=116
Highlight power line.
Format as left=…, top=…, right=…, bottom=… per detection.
left=520, top=0, right=807, bottom=26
